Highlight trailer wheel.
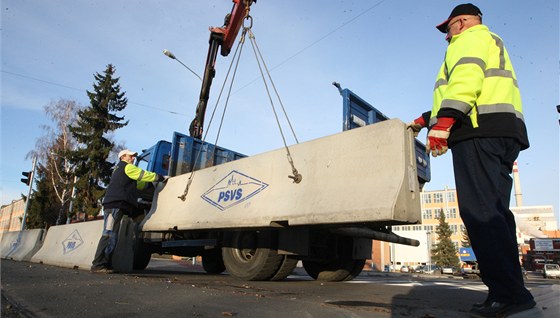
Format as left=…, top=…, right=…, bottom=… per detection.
left=222, top=230, right=284, bottom=281
left=132, top=220, right=152, bottom=270
left=344, top=259, right=366, bottom=281
left=269, top=256, right=298, bottom=281
left=132, top=239, right=152, bottom=270
left=303, top=259, right=365, bottom=282
left=202, top=248, right=226, bottom=274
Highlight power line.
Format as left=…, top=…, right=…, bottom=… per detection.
left=1, top=70, right=188, bottom=116
left=234, top=0, right=388, bottom=93
left=3, top=1, right=387, bottom=115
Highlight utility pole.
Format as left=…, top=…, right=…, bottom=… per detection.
left=20, top=156, right=37, bottom=231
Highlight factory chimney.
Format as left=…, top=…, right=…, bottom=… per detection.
left=512, top=161, right=523, bottom=207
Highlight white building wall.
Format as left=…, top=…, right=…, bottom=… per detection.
left=512, top=205, right=557, bottom=235
left=391, top=230, right=432, bottom=266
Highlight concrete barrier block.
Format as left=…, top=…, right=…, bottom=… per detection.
left=30, top=217, right=140, bottom=272
left=1, top=231, right=20, bottom=258
left=0, top=229, right=45, bottom=261
left=31, top=221, right=103, bottom=270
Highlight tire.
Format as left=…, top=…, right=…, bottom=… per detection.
left=269, top=256, right=298, bottom=281
left=132, top=221, right=152, bottom=270
left=222, top=230, right=284, bottom=281
left=132, top=239, right=152, bottom=270
left=202, top=248, right=226, bottom=274
left=303, top=259, right=365, bottom=282
left=344, top=259, right=366, bottom=281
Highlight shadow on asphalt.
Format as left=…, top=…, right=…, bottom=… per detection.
left=390, top=283, right=484, bottom=317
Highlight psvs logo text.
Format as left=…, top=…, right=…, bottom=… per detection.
left=202, top=170, right=268, bottom=211
left=218, top=188, right=243, bottom=202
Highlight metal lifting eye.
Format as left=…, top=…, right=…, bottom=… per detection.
left=243, top=15, right=253, bottom=30
left=288, top=173, right=302, bottom=184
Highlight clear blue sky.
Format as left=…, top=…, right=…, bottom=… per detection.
left=2, top=1, right=559, bottom=224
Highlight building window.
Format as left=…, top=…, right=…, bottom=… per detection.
left=450, top=224, right=458, bottom=234
left=413, top=226, right=422, bottom=231
left=445, top=208, right=458, bottom=219
left=447, top=190, right=456, bottom=203
left=422, top=193, right=432, bottom=204
left=422, top=209, right=432, bottom=219
left=424, top=225, right=434, bottom=231
left=434, top=193, right=444, bottom=203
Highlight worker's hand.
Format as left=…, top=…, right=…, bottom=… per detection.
left=157, top=174, right=169, bottom=183
left=426, top=117, right=455, bottom=157
left=406, top=115, right=426, bottom=137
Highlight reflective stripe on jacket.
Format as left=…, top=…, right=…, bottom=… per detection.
left=430, top=24, right=529, bottom=149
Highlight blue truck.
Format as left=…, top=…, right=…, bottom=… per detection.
left=133, top=86, right=430, bottom=282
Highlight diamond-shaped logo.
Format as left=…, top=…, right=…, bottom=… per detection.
left=202, top=170, right=268, bottom=211
left=62, top=229, right=84, bottom=255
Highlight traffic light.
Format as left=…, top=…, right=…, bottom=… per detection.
left=21, top=171, right=32, bottom=186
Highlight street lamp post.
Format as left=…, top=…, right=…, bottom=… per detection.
left=163, top=49, right=202, bottom=81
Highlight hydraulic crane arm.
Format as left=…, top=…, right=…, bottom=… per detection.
left=189, top=0, right=256, bottom=139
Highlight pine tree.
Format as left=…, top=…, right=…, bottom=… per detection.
left=431, top=209, right=459, bottom=268
left=26, top=165, right=60, bottom=229
left=69, top=64, right=128, bottom=217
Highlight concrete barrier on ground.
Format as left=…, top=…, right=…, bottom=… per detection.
left=0, top=229, right=45, bottom=261
left=30, top=217, right=137, bottom=272
left=31, top=220, right=104, bottom=270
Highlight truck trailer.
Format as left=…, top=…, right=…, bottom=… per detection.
left=131, top=87, right=430, bottom=282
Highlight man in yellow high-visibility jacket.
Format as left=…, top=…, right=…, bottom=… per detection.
left=91, top=149, right=165, bottom=273
left=408, top=4, right=534, bottom=317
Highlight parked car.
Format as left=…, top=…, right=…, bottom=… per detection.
left=543, top=264, right=560, bottom=279
left=400, top=266, right=410, bottom=273
left=441, top=266, right=456, bottom=275
left=421, top=265, right=439, bottom=274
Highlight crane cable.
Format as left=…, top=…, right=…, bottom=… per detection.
left=178, top=23, right=249, bottom=201
left=178, top=11, right=302, bottom=201
left=246, top=27, right=301, bottom=183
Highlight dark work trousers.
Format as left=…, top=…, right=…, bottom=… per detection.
left=451, top=137, right=533, bottom=304
left=91, top=207, right=124, bottom=269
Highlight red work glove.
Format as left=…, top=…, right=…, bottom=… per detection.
left=426, top=117, right=456, bottom=157
left=406, top=115, right=426, bottom=137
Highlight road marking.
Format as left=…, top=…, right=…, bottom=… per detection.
left=347, top=279, right=489, bottom=292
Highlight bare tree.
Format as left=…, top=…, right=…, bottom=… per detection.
left=29, top=99, right=82, bottom=224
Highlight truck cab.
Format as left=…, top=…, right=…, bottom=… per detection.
left=136, top=140, right=171, bottom=176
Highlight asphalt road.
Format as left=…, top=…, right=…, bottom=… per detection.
left=2, top=257, right=558, bottom=318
